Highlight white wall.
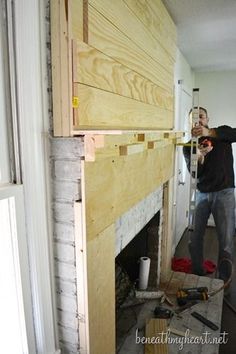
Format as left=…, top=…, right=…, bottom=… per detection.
left=174, top=49, right=195, bottom=130
left=172, top=49, right=195, bottom=252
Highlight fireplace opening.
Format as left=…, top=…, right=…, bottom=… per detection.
left=115, top=211, right=160, bottom=352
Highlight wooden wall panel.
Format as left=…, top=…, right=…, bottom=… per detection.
left=83, top=142, right=175, bottom=241
left=87, top=5, right=173, bottom=93
left=124, top=0, right=176, bottom=60
left=89, top=0, right=174, bottom=73
left=87, top=224, right=115, bottom=354
left=73, top=40, right=173, bottom=110
left=52, top=0, right=176, bottom=133
left=51, top=0, right=72, bottom=136
left=149, top=0, right=177, bottom=41
left=70, top=0, right=83, bottom=40
left=73, top=84, right=173, bottom=130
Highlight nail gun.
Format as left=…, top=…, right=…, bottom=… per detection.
left=176, top=287, right=209, bottom=306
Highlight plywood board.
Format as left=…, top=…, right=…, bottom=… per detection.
left=73, top=84, right=174, bottom=130
left=83, top=142, right=175, bottom=241
left=72, top=40, right=173, bottom=110
left=70, top=0, right=83, bottom=40
left=124, top=0, right=176, bottom=60
left=89, top=0, right=174, bottom=73
left=148, top=0, right=177, bottom=41
left=87, top=224, right=115, bottom=354
left=87, top=5, right=174, bottom=92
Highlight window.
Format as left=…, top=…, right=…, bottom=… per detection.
left=0, top=188, right=36, bottom=354
left=0, top=2, right=36, bottom=353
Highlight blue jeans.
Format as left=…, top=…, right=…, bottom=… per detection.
left=189, top=188, right=235, bottom=275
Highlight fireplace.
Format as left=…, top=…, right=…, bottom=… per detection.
left=115, top=211, right=161, bottom=351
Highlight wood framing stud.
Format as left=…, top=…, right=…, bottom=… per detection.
left=119, top=143, right=144, bottom=156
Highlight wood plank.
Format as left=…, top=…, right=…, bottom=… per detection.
left=83, top=143, right=175, bottom=240
left=74, top=201, right=90, bottom=353
left=145, top=319, right=169, bottom=354
left=60, top=0, right=72, bottom=136
left=87, top=5, right=174, bottom=92
left=51, top=0, right=62, bottom=136
left=73, top=84, right=174, bottom=130
left=160, top=179, right=175, bottom=284
left=87, top=224, right=115, bottom=354
left=119, top=143, right=145, bottom=156
left=51, top=0, right=72, bottom=136
left=148, top=140, right=165, bottom=150
left=124, top=0, right=176, bottom=60
left=72, top=40, right=173, bottom=110
left=83, top=132, right=178, bottom=161
left=70, top=0, right=83, bottom=40
left=148, top=0, right=177, bottom=41
left=89, top=0, right=175, bottom=73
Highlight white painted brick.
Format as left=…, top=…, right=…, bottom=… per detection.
left=51, top=137, right=84, bottom=158
left=116, top=186, right=163, bottom=255
left=53, top=202, right=75, bottom=224
left=54, top=241, right=75, bottom=263
left=54, top=261, right=76, bottom=281
left=53, top=180, right=81, bottom=202
left=54, top=160, right=81, bottom=180
left=56, top=277, right=77, bottom=297
left=58, top=325, right=79, bottom=345
left=57, top=293, right=77, bottom=314
left=57, top=309, right=78, bottom=330
left=54, top=222, right=75, bottom=242
left=59, top=341, right=79, bottom=354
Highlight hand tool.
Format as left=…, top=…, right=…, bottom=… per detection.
left=191, top=311, right=219, bottom=330
left=176, top=287, right=209, bottom=306
left=154, top=305, right=174, bottom=319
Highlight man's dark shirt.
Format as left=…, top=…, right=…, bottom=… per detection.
left=183, top=125, right=236, bottom=192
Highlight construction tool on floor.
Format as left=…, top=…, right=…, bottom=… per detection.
left=191, top=311, right=219, bottom=330
left=176, top=258, right=233, bottom=305
left=176, top=286, right=209, bottom=306
left=154, top=305, right=174, bottom=319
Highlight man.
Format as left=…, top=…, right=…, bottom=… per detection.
left=183, top=107, right=236, bottom=282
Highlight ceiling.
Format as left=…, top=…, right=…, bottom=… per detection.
left=162, top=0, right=236, bottom=72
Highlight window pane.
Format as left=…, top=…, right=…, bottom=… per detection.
left=0, top=197, right=28, bottom=354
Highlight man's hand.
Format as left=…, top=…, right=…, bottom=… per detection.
left=192, top=125, right=210, bottom=137
left=197, top=144, right=213, bottom=164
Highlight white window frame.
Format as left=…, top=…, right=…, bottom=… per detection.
left=5, top=1, right=59, bottom=353
left=0, top=184, right=37, bottom=354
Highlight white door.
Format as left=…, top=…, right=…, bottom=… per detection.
left=173, top=83, right=192, bottom=250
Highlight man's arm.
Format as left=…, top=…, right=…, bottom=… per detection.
left=192, top=125, right=236, bottom=143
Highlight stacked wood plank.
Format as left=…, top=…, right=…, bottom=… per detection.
left=52, top=0, right=177, bottom=135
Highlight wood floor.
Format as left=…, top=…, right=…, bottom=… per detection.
left=175, top=227, right=236, bottom=354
